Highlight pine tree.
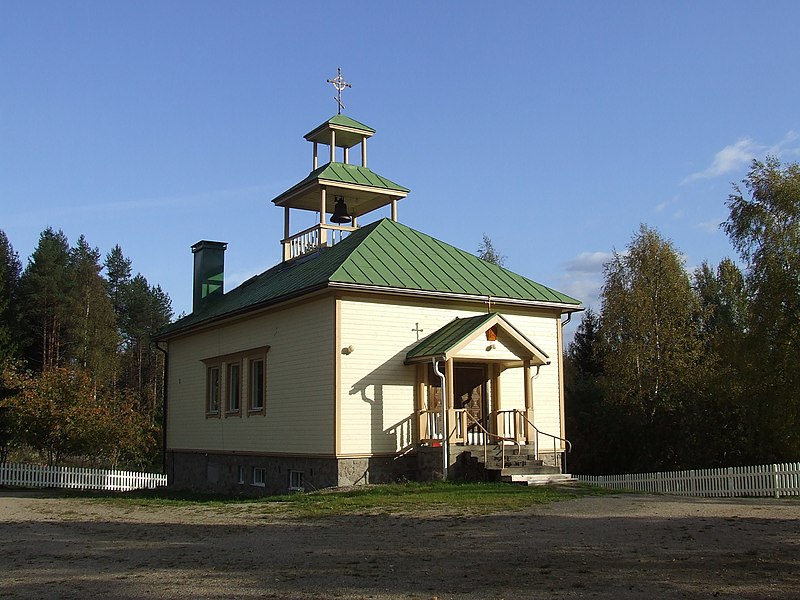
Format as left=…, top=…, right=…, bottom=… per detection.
left=18, top=228, right=72, bottom=370
left=0, top=230, right=22, bottom=364
left=68, top=235, right=119, bottom=386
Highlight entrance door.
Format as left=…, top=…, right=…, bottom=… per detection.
left=455, top=364, right=487, bottom=444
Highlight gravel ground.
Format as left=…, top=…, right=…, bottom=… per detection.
left=1, top=490, right=799, bottom=599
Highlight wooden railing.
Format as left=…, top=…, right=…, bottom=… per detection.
left=281, top=223, right=357, bottom=260
left=418, top=408, right=570, bottom=463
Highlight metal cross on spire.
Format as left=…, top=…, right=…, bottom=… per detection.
left=327, top=67, right=351, bottom=114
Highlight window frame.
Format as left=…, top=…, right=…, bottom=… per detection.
left=226, top=361, right=242, bottom=415
left=288, top=470, right=304, bottom=492
left=248, top=357, right=266, bottom=414
left=252, top=467, right=266, bottom=487
left=206, top=365, right=221, bottom=417
left=202, top=346, right=269, bottom=419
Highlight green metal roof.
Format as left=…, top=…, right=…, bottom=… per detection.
left=405, top=313, right=496, bottom=361
left=404, top=312, right=550, bottom=364
left=304, top=115, right=376, bottom=147
left=327, top=114, right=375, bottom=133
left=271, top=162, right=409, bottom=207
left=158, top=219, right=581, bottom=339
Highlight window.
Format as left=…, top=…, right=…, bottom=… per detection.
left=249, top=358, right=265, bottom=412
left=237, top=465, right=245, bottom=485
left=203, top=346, right=269, bottom=419
left=289, top=470, right=304, bottom=491
left=207, top=366, right=221, bottom=415
left=227, top=362, right=241, bottom=414
left=252, top=467, right=266, bottom=487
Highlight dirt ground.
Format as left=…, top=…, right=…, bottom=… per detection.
left=1, top=490, right=799, bottom=600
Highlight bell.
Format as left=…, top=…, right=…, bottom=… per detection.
left=331, top=197, right=352, bottom=224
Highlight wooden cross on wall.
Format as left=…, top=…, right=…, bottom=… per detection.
left=412, top=322, right=424, bottom=341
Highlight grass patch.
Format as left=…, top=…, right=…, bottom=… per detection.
left=47, top=481, right=609, bottom=517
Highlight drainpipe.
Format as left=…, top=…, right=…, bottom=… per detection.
left=561, top=312, right=572, bottom=328
left=155, top=341, right=169, bottom=479
left=431, top=357, right=448, bottom=480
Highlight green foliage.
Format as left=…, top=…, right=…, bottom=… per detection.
left=569, top=158, right=800, bottom=473
left=477, top=234, right=507, bottom=267
left=3, top=365, right=154, bottom=467
left=725, top=157, right=800, bottom=462
left=2, top=229, right=172, bottom=468
left=599, top=225, right=704, bottom=424
left=18, top=228, right=72, bottom=370
left=0, top=231, right=22, bottom=364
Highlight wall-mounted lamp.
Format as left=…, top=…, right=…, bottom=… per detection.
left=342, top=345, right=355, bottom=355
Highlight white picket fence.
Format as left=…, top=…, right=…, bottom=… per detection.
left=0, top=462, right=167, bottom=492
left=577, top=463, right=800, bottom=499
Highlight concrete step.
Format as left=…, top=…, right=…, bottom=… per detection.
left=502, top=473, right=578, bottom=486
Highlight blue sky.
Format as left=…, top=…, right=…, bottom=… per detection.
left=3, top=1, right=799, bottom=338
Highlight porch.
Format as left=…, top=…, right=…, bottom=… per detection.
left=403, top=313, right=571, bottom=475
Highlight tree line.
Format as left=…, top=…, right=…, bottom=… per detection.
left=565, top=157, right=800, bottom=474
left=0, top=228, right=172, bottom=468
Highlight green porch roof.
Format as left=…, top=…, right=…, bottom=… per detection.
left=404, top=312, right=549, bottom=365
left=158, top=218, right=581, bottom=339
left=405, top=313, right=496, bottom=361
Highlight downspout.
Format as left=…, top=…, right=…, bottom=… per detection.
left=431, top=357, right=448, bottom=480
left=561, top=312, right=572, bottom=328
left=155, top=341, right=169, bottom=479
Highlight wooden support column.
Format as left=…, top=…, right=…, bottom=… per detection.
left=313, top=142, right=318, bottom=169
left=391, top=197, right=398, bottom=221
left=415, top=363, right=425, bottom=441
left=343, top=147, right=349, bottom=164
left=361, top=136, right=367, bottom=167
left=319, top=188, right=328, bottom=246
left=523, top=359, right=535, bottom=444
left=282, top=207, right=291, bottom=261
left=490, top=363, right=501, bottom=436
left=330, top=131, right=336, bottom=162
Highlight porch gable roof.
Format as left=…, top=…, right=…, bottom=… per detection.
left=404, top=312, right=550, bottom=365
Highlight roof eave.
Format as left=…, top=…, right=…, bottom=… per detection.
left=327, top=281, right=583, bottom=312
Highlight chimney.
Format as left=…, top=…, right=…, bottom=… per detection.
left=191, top=240, right=227, bottom=312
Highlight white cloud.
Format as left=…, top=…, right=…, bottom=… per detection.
left=695, top=218, right=723, bottom=234
left=559, top=251, right=613, bottom=309
left=654, top=201, right=669, bottom=213
left=683, top=138, right=760, bottom=183
left=564, top=251, right=613, bottom=273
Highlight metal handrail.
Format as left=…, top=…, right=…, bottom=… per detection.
left=514, top=409, right=571, bottom=472
left=462, top=410, right=520, bottom=467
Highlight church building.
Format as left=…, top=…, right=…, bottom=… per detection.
left=157, top=76, right=581, bottom=493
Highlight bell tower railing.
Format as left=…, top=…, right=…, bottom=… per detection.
left=281, top=223, right=358, bottom=261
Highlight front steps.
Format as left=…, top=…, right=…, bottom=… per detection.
left=453, top=444, right=568, bottom=483
left=502, top=473, right=579, bottom=486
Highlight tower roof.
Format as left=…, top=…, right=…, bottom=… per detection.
left=304, top=115, right=375, bottom=149
left=272, top=161, right=409, bottom=217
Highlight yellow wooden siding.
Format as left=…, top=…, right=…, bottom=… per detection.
left=338, top=296, right=564, bottom=455
left=167, top=296, right=335, bottom=455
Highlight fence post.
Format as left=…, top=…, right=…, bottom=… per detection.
left=774, top=464, right=780, bottom=499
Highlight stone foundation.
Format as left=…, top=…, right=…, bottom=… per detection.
left=166, top=446, right=565, bottom=494
left=167, top=451, right=416, bottom=495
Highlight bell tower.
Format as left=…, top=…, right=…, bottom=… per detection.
left=271, top=69, right=409, bottom=261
